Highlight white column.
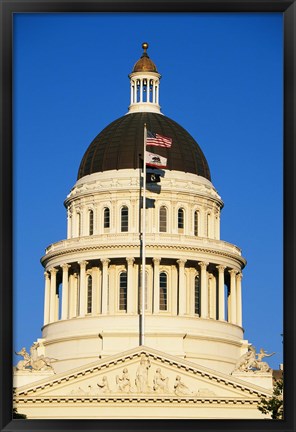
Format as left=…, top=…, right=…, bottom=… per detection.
left=152, top=80, right=156, bottom=104
left=130, top=81, right=134, bottom=104
left=67, top=210, right=71, bottom=239
left=153, top=258, right=161, bottom=314
left=92, top=267, right=99, bottom=315
left=140, top=79, right=143, bottom=102
left=156, top=81, right=159, bottom=104
left=208, top=274, right=216, bottom=319
left=177, top=259, right=187, bottom=315
left=236, top=272, right=243, bottom=327
left=55, top=294, right=59, bottom=321
left=190, top=269, right=196, bottom=316
left=43, top=271, right=50, bottom=325
left=72, top=273, right=78, bottom=317
left=216, top=265, right=226, bottom=321
left=78, top=261, right=88, bottom=317
left=198, top=262, right=209, bottom=318
left=101, top=259, right=110, bottom=314
left=126, top=257, right=135, bottom=313
left=49, top=268, right=58, bottom=323
left=61, top=264, right=70, bottom=320
left=229, top=269, right=237, bottom=324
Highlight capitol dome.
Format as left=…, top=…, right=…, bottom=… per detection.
left=78, top=112, right=211, bottom=180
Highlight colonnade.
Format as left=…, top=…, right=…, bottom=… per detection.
left=130, top=77, right=159, bottom=105
left=43, top=258, right=243, bottom=328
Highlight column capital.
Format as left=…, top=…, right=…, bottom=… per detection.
left=198, top=261, right=209, bottom=270
left=78, top=260, right=88, bottom=268
left=228, top=269, right=237, bottom=276
left=236, top=272, right=243, bottom=281
left=101, top=258, right=110, bottom=267
left=61, top=263, right=71, bottom=271
left=44, top=271, right=50, bottom=279
left=177, top=259, right=187, bottom=267
left=49, top=267, right=58, bottom=275
left=126, top=257, right=135, bottom=266
left=152, top=257, right=161, bottom=265
left=216, top=264, right=226, bottom=273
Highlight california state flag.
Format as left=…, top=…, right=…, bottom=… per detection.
left=146, top=151, right=167, bottom=168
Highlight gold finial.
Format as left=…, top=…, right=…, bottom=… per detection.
left=142, top=42, right=149, bottom=53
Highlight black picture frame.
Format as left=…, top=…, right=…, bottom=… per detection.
left=1, top=1, right=295, bottom=431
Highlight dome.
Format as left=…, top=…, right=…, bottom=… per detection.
left=131, top=42, right=158, bottom=73
left=77, top=112, right=211, bottom=181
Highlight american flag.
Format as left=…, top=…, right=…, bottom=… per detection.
left=146, top=130, right=172, bottom=148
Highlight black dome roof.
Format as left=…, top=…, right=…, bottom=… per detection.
left=77, top=112, right=211, bottom=181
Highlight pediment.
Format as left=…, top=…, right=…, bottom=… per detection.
left=15, top=346, right=272, bottom=403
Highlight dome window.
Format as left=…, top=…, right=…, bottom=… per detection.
left=121, top=206, right=129, bottom=232
left=178, top=208, right=184, bottom=233
left=89, top=210, right=94, bottom=236
left=159, top=272, right=168, bottom=311
left=104, top=207, right=110, bottom=230
left=119, top=271, right=127, bottom=311
left=159, top=206, right=167, bottom=233
left=194, top=211, right=199, bottom=236
left=87, top=275, right=92, bottom=314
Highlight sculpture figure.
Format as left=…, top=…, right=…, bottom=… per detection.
left=15, top=348, right=31, bottom=371
left=232, top=345, right=256, bottom=372
left=116, top=368, right=131, bottom=393
left=135, top=354, right=151, bottom=393
left=15, top=342, right=56, bottom=372
left=232, top=345, right=275, bottom=373
left=174, top=375, right=193, bottom=396
left=29, top=342, right=56, bottom=371
left=153, top=368, right=169, bottom=393
left=97, top=376, right=110, bottom=394
left=253, top=348, right=275, bottom=372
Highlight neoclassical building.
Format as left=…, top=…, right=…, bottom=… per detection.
left=14, top=43, right=275, bottom=419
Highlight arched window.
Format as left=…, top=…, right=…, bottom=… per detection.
left=194, top=211, right=199, bottom=236
left=159, top=272, right=168, bottom=311
left=119, top=272, right=127, bottom=311
left=121, top=206, right=129, bottom=232
left=104, top=207, right=110, bottom=230
left=89, top=210, right=94, bottom=235
left=178, top=208, right=184, bottom=232
left=159, top=206, right=167, bottom=232
left=194, top=276, right=201, bottom=315
left=87, top=276, right=92, bottom=314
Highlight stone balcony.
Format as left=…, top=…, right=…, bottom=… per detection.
left=44, top=233, right=242, bottom=259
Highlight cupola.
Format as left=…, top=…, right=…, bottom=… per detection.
left=127, top=43, right=162, bottom=114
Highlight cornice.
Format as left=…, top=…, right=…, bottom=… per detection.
left=14, top=395, right=262, bottom=406
left=41, top=243, right=246, bottom=268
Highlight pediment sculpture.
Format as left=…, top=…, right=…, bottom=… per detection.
left=232, top=346, right=275, bottom=374
left=14, top=342, right=57, bottom=373
left=67, top=353, right=216, bottom=397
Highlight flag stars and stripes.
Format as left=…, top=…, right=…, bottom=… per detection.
left=146, top=130, right=172, bottom=148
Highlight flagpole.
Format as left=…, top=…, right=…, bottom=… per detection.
left=141, top=124, right=147, bottom=346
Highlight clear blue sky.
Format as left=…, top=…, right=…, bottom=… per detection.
left=13, top=13, right=283, bottom=369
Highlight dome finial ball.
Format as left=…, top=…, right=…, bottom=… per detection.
left=142, top=42, right=149, bottom=51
